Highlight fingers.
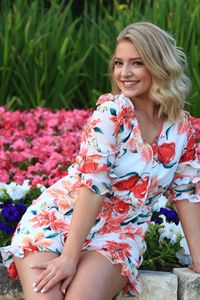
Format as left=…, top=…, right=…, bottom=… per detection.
left=30, top=256, right=77, bottom=294
left=61, top=276, right=73, bottom=294
left=32, top=267, right=51, bottom=290
left=32, top=265, right=66, bottom=293
left=33, top=271, right=56, bottom=293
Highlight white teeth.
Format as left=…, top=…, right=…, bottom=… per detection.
left=122, top=81, right=138, bottom=88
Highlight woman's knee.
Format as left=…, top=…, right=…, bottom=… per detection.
left=14, top=252, right=63, bottom=300
left=64, top=251, right=127, bottom=300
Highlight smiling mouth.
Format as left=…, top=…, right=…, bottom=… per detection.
left=121, top=81, right=139, bottom=88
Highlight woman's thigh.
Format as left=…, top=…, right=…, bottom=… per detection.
left=14, top=252, right=64, bottom=300
left=65, top=250, right=128, bottom=300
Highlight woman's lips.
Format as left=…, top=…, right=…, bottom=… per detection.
left=121, top=80, right=139, bottom=88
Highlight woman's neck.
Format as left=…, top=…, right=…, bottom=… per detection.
left=131, top=97, right=158, bottom=120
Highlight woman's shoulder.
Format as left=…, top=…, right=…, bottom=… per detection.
left=96, top=93, right=115, bottom=105
left=96, top=93, right=134, bottom=112
left=175, top=109, right=195, bottom=136
left=178, top=109, right=193, bottom=125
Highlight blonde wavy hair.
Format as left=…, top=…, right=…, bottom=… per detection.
left=110, top=22, right=191, bottom=121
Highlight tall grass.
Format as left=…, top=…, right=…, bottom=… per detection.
left=0, top=0, right=199, bottom=116
left=0, top=0, right=91, bottom=109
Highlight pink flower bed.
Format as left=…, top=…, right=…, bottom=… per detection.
left=0, top=106, right=199, bottom=187
left=0, top=106, right=91, bottom=186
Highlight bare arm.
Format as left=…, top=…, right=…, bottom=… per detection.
left=175, top=199, right=200, bottom=272
left=62, top=186, right=104, bottom=261
left=32, top=186, right=105, bottom=293
left=31, top=99, right=118, bottom=293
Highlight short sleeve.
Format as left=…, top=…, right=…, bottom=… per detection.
left=165, top=115, right=200, bottom=203
left=76, top=95, right=119, bottom=195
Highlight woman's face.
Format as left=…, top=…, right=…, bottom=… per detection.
left=113, top=39, right=152, bottom=102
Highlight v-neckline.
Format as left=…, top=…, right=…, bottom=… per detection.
left=135, top=115, right=166, bottom=147
left=122, top=94, right=167, bottom=147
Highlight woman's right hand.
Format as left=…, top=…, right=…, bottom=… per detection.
left=30, top=254, right=78, bottom=294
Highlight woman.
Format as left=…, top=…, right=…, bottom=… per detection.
left=1, top=22, right=200, bottom=300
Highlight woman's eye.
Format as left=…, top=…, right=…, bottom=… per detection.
left=132, top=61, right=143, bottom=66
left=114, top=61, right=122, bottom=66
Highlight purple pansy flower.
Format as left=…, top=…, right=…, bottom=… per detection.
left=0, top=221, right=15, bottom=234
left=1, top=202, right=27, bottom=223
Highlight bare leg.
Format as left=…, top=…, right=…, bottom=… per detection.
left=65, top=250, right=128, bottom=300
left=14, top=252, right=64, bottom=300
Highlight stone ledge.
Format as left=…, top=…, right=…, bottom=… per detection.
left=116, top=270, right=177, bottom=300
left=173, top=268, right=200, bottom=300
left=0, top=266, right=177, bottom=300
left=0, top=264, right=23, bottom=300
left=1, top=265, right=200, bottom=300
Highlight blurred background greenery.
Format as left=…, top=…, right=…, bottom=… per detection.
left=0, top=0, right=199, bottom=116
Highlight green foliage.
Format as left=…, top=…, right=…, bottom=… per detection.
left=0, top=186, right=42, bottom=246
left=141, top=223, right=182, bottom=271
left=22, top=186, right=42, bottom=207
left=0, top=0, right=90, bottom=109
left=0, top=0, right=199, bottom=115
left=0, top=229, right=11, bottom=247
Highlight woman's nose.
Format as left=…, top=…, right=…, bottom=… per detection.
left=121, top=64, right=132, bottom=76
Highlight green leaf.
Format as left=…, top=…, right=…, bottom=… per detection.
left=162, top=161, right=177, bottom=169
left=165, top=125, right=173, bottom=140
left=110, top=108, right=117, bottom=116
left=91, top=185, right=101, bottom=194
left=93, top=127, right=104, bottom=134
left=119, top=171, right=138, bottom=179
left=46, top=232, right=60, bottom=238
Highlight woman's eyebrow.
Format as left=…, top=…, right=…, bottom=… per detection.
left=114, top=56, right=142, bottom=60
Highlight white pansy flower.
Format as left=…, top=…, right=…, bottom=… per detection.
left=176, top=236, right=192, bottom=266
left=176, top=235, right=192, bottom=266
left=176, top=250, right=192, bottom=266
left=5, top=180, right=30, bottom=200
left=180, top=236, right=190, bottom=255
left=0, top=184, right=6, bottom=197
left=36, top=184, right=46, bottom=193
left=153, top=195, right=167, bottom=212
left=158, top=219, right=183, bottom=245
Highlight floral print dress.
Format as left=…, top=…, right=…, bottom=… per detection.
left=1, top=93, right=200, bottom=297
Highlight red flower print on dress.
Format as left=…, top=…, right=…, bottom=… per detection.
left=79, top=161, right=109, bottom=173
left=22, top=232, right=52, bottom=249
left=96, top=93, right=114, bottom=105
left=24, top=244, right=39, bottom=253
left=178, top=112, right=190, bottom=134
left=158, top=142, right=175, bottom=164
left=104, top=241, right=132, bottom=261
left=30, top=210, right=69, bottom=232
left=7, top=261, right=18, bottom=279
left=119, top=225, right=144, bottom=240
left=164, top=189, right=176, bottom=202
left=99, top=197, right=130, bottom=219
left=131, top=176, right=149, bottom=199
left=114, top=200, right=130, bottom=214
left=56, top=198, right=71, bottom=214
left=81, top=118, right=101, bottom=143
left=113, top=176, right=140, bottom=191
left=180, top=135, right=196, bottom=163
left=136, top=143, right=153, bottom=164
left=47, top=187, right=67, bottom=199
left=99, top=215, right=127, bottom=235
left=110, top=106, right=134, bottom=136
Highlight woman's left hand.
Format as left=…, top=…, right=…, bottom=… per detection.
left=30, top=255, right=77, bottom=294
